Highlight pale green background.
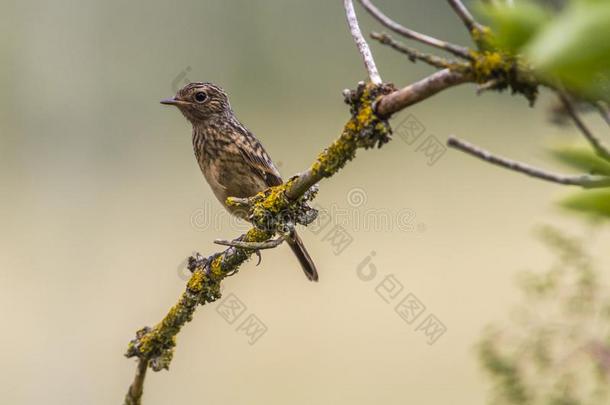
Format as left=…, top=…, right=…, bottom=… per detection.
left=1, top=1, right=608, bottom=404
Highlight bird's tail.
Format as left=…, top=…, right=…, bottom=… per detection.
left=286, top=231, right=318, bottom=282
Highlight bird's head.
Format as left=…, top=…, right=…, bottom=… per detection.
left=161, top=82, right=232, bottom=123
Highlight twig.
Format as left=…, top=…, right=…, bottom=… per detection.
left=476, top=78, right=502, bottom=94
left=371, top=32, right=464, bottom=70
left=595, top=101, right=610, bottom=126
left=446, top=0, right=485, bottom=33
left=375, top=69, right=473, bottom=117
left=124, top=359, right=148, bottom=405
left=344, top=0, right=382, bottom=84
left=214, top=237, right=285, bottom=250
left=359, top=0, right=473, bottom=60
left=558, top=92, right=610, bottom=162
left=225, top=196, right=250, bottom=207
left=447, top=136, right=610, bottom=188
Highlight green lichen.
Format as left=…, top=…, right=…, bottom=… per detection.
left=245, top=227, right=273, bottom=242
left=186, top=267, right=205, bottom=292
left=310, top=133, right=358, bottom=178
left=472, top=51, right=512, bottom=83
left=311, top=82, right=394, bottom=179
left=469, top=49, right=539, bottom=106
left=238, top=176, right=318, bottom=234
left=471, top=25, right=495, bottom=51
left=208, top=255, right=224, bottom=278
left=125, top=264, right=225, bottom=371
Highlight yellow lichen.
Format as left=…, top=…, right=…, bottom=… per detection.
left=355, top=105, right=373, bottom=130
left=310, top=131, right=358, bottom=178
left=186, top=269, right=205, bottom=292
left=261, top=186, right=288, bottom=212
left=476, top=52, right=505, bottom=75
left=245, top=227, right=272, bottom=242
left=209, top=255, right=224, bottom=278
left=471, top=26, right=494, bottom=50
left=310, top=83, right=388, bottom=179
left=470, top=50, right=513, bottom=83
left=225, top=197, right=243, bottom=208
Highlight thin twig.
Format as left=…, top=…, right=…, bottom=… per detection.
left=359, top=0, right=473, bottom=60
left=214, top=237, right=286, bottom=250
left=124, top=359, right=148, bottom=405
left=447, top=136, right=610, bottom=188
left=371, top=32, right=464, bottom=70
left=446, top=0, right=485, bottom=33
left=375, top=69, right=473, bottom=117
left=344, top=0, right=382, bottom=84
left=225, top=196, right=250, bottom=207
left=476, top=78, right=502, bottom=95
left=558, top=92, right=610, bottom=162
left=595, top=101, right=610, bottom=126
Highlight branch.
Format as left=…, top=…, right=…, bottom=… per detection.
left=446, top=0, right=485, bottom=33
left=359, top=0, right=473, bottom=60
left=595, top=101, right=610, bottom=127
left=447, top=136, right=610, bottom=188
left=344, top=0, right=382, bottom=84
left=124, top=358, right=148, bottom=405
left=214, top=236, right=286, bottom=250
left=376, top=69, right=473, bottom=117
left=558, top=92, right=610, bottom=162
left=371, top=32, right=465, bottom=70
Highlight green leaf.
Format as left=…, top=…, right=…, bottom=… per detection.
left=560, top=190, right=610, bottom=218
left=549, top=146, right=610, bottom=176
left=525, top=2, right=610, bottom=100
left=478, top=1, right=552, bottom=53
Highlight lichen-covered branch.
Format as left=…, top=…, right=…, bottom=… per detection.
left=447, top=136, right=610, bottom=188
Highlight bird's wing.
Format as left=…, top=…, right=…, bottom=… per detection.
left=238, top=131, right=283, bottom=187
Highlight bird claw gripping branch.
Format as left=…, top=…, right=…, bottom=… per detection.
left=228, top=180, right=320, bottom=236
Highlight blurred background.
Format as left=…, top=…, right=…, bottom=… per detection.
left=1, top=1, right=609, bottom=404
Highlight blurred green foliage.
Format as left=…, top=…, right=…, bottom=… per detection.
left=550, top=147, right=610, bottom=177
left=561, top=190, right=610, bottom=218
left=480, top=0, right=610, bottom=219
left=478, top=227, right=610, bottom=405
left=479, top=0, right=610, bottom=101
left=549, top=145, right=610, bottom=219
left=479, top=2, right=552, bottom=53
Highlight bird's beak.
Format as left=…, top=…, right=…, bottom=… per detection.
left=160, top=97, right=188, bottom=106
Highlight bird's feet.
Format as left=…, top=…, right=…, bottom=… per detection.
left=213, top=236, right=286, bottom=266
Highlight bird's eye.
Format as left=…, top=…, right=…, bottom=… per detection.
left=194, top=92, right=207, bottom=103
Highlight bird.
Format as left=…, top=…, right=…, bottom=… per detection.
left=161, top=82, right=318, bottom=281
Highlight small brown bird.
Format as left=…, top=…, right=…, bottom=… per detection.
left=161, top=82, right=318, bottom=281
